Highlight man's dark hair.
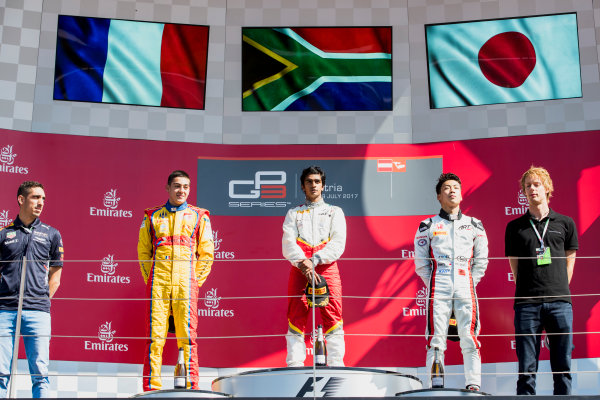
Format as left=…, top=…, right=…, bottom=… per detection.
left=167, top=170, right=190, bottom=185
left=300, top=165, right=326, bottom=186
left=435, top=173, right=461, bottom=195
left=17, top=181, right=44, bottom=199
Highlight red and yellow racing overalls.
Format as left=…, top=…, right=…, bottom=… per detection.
left=138, top=201, right=214, bottom=391
left=282, top=200, right=346, bottom=366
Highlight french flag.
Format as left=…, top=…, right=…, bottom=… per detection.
left=54, top=15, right=209, bottom=110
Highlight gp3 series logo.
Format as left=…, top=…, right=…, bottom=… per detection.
left=228, top=171, right=289, bottom=208
left=229, top=171, right=286, bottom=199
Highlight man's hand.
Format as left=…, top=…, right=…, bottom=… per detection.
left=297, top=259, right=321, bottom=284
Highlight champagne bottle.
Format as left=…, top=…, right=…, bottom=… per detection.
left=314, top=324, right=327, bottom=366
left=431, top=347, right=444, bottom=388
left=174, top=347, right=187, bottom=389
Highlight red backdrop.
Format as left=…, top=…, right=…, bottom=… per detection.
left=0, top=128, right=598, bottom=368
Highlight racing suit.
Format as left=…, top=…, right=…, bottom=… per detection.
left=282, top=199, right=346, bottom=367
left=414, top=209, right=488, bottom=388
left=138, top=201, right=214, bottom=391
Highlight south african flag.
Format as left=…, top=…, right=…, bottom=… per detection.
left=242, top=27, right=392, bottom=111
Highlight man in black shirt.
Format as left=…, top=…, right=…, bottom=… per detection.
left=0, top=181, right=64, bottom=397
left=505, top=166, right=578, bottom=395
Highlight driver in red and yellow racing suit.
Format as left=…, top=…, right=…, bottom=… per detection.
left=282, top=166, right=347, bottom=367
left=138, top=170, right=214, bottom=391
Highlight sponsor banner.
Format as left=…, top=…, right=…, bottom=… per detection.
left=197, top=158, right=441, bottom=216
left=89, top=189, right=133, bottom=218
left=1, top=128, right=599, bottom=367
left=87, top=255, right=131, bottom=285
left=84, top=321, right=129, bottom=352
left=199, top=288, right=235, bottom=318
left=0, top=144, right=29, bottom=175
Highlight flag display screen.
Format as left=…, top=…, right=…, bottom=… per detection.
left=53, top=15, right=209, bottom=110
left=425, top=13, right=581, bottom=108
left=242, top=27, right=392, bottom=111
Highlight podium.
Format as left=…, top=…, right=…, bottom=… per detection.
left=211, top=366, right=422, bottom=397
left=132, top=389, right=231, bottom=398
left=396, top=388, right=490, bottom=396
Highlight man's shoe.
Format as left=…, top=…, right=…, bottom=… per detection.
left=466, top=385, right=480, bottom=391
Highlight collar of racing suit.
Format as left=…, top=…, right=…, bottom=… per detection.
left=438, top=208, right=462, bottom=221
left=165, top=200, right=188, bottom=212
left=304, top=199, right=325, bottom=209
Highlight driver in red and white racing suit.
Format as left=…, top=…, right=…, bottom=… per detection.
left=414, top=173, right=488, bottom=391
left=282, top=166, right=347, bottom=367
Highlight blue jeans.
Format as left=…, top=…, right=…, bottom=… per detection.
left=514, top=301, right=573, bottom=395
left=0, top=310, right=51, bottom=398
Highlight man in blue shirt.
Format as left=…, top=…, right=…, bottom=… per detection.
left=0, top=181, right=64, bottom=398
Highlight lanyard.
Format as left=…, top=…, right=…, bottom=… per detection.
left=529, top=218, right=549, bottom=248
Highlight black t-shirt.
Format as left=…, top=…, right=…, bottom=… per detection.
left=505, top=209, right=578, bottom=307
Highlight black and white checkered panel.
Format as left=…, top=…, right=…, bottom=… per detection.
left=408, top=0, right=600, bottom=143
left=30, top=0, right=226, bottom=143
left=0, top=0, right=43, bottom=132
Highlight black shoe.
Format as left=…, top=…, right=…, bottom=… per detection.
left=466, top=385, right=480, bottom=391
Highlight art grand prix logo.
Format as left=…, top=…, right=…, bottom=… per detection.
left=84, top=321, right=129, bottom=352
left=0, top=210, right=11, bottom=229
left=505, top=190, right=529, bottom=216
left=403, top=286, right=428, bottom=317
left=199, top=288, right=234, bottom=318
left=90, top=189, right=133, bottom=218
left=0, top=145, right=29, bottom=175
left=228, top=171, right=289, bottom=208
left=213, top=230, right=235, bottom=260
left=87, top=254, right=131, bottom=284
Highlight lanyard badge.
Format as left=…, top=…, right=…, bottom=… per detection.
left=530, top=219, right=551, bottom=265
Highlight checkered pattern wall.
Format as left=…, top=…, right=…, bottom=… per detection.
left=3, top=0, right=600, bottom=144
left=8, top=358, right=600, bottom=397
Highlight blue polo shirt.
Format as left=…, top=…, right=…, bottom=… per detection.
left=0, top=216, right=64, bottom=313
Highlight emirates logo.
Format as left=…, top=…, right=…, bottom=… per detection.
left=0, top=145, right=17, bottom=165
left=0, top=210, right=11, bottom=228
left=100, top=255, right=118, bottom=275
left=415, top=287, right=428, bottom=309
left=204, top=288, right=221, bottom=309
left=103, top=189, right=120, bottom=209
left=98, top=322, right=116, bottom=343
left=213, top=230, right=223, bottom=251
left=199, top=288, right=234, bottom=318
left=517, top=190, right=528, bottom=206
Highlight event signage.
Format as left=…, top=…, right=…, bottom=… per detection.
left=197, top=158, right=442, bottom=216
left=0, top=128, right=597, bottom=368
